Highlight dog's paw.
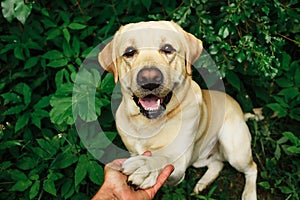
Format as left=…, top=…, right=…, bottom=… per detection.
left=122, top=155, right=165, bottom=189
left=193, top=183, right=207, bottom=194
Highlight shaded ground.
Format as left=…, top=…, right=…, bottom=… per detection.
left=155, top=163, right=284, bottom=200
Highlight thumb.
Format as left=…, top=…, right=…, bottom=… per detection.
left=145, top=164, right=174, bottom=198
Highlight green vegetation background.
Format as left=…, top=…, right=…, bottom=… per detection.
left=0, top=0, right=299, bottom=199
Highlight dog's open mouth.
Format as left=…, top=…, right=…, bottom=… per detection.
left=133, top=92, right=172, bottom=119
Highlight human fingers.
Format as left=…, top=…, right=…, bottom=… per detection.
left=145, top=164, right=174, bottom=198
left=142, top=151, right=152, bottom=156
left=106, top=158, right=127, bottom=171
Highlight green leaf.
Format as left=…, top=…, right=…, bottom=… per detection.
left=87, top=149, right=104, bottom=161
left=29, top=181, right=40, bottom=199
left=30, top=147, right=49, bottom=159
left=290, top=107, right=300, bottom=121
left=53, top=82, right=73, bottom=96
left=283, top=132, right=299, bottom=145
left=10, top=179, right=32, bottom=192
left=47, top=58, right=69, bottom=68
left=73, top=68, right=102, bottom=122
left=1, top=92, right=22, bottom=105
left=29, top=174, right=39, bottom=181
left=258, top=181, right=270, bottom=189
left=141, top=0, right=152, bottom=10
left=218, top=25, right=230, bottom=39
left=277, top=136, right=289, bottom=144
left=75, top=155, right=89, bottom=187
left=77, top=100, right=98, bottom=122
left=26, top=41, right=42, bottom=51
left=72, top=36, right=81, bottom=56
left=62, top=40, right=73, bottom=57
left=60, top=11, right=70, bottom=24
left=286, top=146, right=300, bottom=154
left=267, top=103, right=287, bottom=117
left=208, top=44, right=219, bottom=55
left=14, top=46, right=25, bottom=60
left=43, top=50, right=64, bottom=60
left=278, top=87, right=299, bottom=101
left=262, top=6, right=270, bottom=15
left=236, top=52, right=246, bottom=63
left=0, top=161, right=12, bottom=170
left=100, top=73, right=115, bottom=93
left=34, top=96, right=51, bottom=109
left=50, top=151, right=78, bottom=169
left=2, top=105, right=25, bottom=115
left=14, top=82, right=32, bottom=106
left=24, top=56, right=39, bottom=69
left=75, top=68, right=101, bottom=87
left=1, top=0, right=32, bottom=24
left=1, top=0, right=15, bottom=22
left=276, top=77, right=294, bottom=88
left=88, top=161, right=104, bottom=185
left=62, top=28, right=71, bottom=43
left=15, top=112, right=30, bottom=132
left=274, top=144, right=281, bottom=160
left=9, top=169, right=27, bottom=181
left=36, top=138, right=59, bottom=157
left=0, top=140, right=22, bottom=150
left=43, top=179, right=56, bottom=196
left=55, top=69, right=71, bottom=87
left=0, top=83, right=5, bottom=91
left=14, top=0, right=32, bottom=24
left=295, top=67, right=300, bottom=87
left=46, top=28, right=61, bottom=40
left=16, top=156, right=38, bottom=170
left=68, top=22, right=86, bottom=30
left=50, top=96, right=74, bottom=125
left=226, top=70, right=241, bottom=91
left=61, top=178, right=74, bottom=198
left=47, top=171, right=64, bottom=181
left=41, top=18, right=56, bottom=28
left=279, top=186, right=293, bottom=194
left=88, top=132, right=117, bottom=149
left=281, top=52, right=291, bottom=71
left=31, top=109, right=49, bottom=128
left=273, top=96, right=289, bottom=108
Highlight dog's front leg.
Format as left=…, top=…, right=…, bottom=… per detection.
left=121, top=154, right=171, bottom=189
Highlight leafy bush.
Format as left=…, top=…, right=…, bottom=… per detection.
left=0, top=0, right=299, bottom=199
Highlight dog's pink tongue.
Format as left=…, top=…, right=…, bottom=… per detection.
left=139, top=96, right=161, bottom=110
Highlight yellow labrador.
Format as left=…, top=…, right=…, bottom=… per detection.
left=99, top=21, right=257, bottom=200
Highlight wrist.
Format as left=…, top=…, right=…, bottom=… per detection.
left=92, top=184, right=117, bottom=200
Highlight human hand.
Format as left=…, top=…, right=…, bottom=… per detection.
left=92, top=152, right=174, bottom=200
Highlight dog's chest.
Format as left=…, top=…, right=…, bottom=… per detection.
left=117, top=115, right=184, bottom=154
left=118, top=126, right=179, bottom=154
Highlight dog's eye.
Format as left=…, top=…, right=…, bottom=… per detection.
left=123, top=47, right=137, bottom=57
left=160, top=44, right=176, bottom=54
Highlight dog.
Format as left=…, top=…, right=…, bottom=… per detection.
left=98, top=21, right=257, bottom=200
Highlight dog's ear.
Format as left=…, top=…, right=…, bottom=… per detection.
left=184, top=32, right=203, bottom=75
left=98, top=40, right=119, bottom=83
left=170, top=21, right=203, bottom=76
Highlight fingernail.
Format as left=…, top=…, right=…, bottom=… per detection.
left=127, top=181, right=133, bottom=186
left=133, top=185, right=139, bottom=191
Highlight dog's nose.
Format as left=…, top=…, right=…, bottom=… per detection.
left=137, top=67, right=163, bottom=90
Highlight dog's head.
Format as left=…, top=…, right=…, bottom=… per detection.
left=99, top=21, right=203, bottom=119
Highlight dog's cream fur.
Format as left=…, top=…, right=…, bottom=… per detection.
left=99, top=21, right=257, bottom=200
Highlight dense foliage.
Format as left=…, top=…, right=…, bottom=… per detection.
left=0, top=0, right=299, bottom=199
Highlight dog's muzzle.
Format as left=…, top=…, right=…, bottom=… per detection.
left=133, top=67, right=172, bottom=119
